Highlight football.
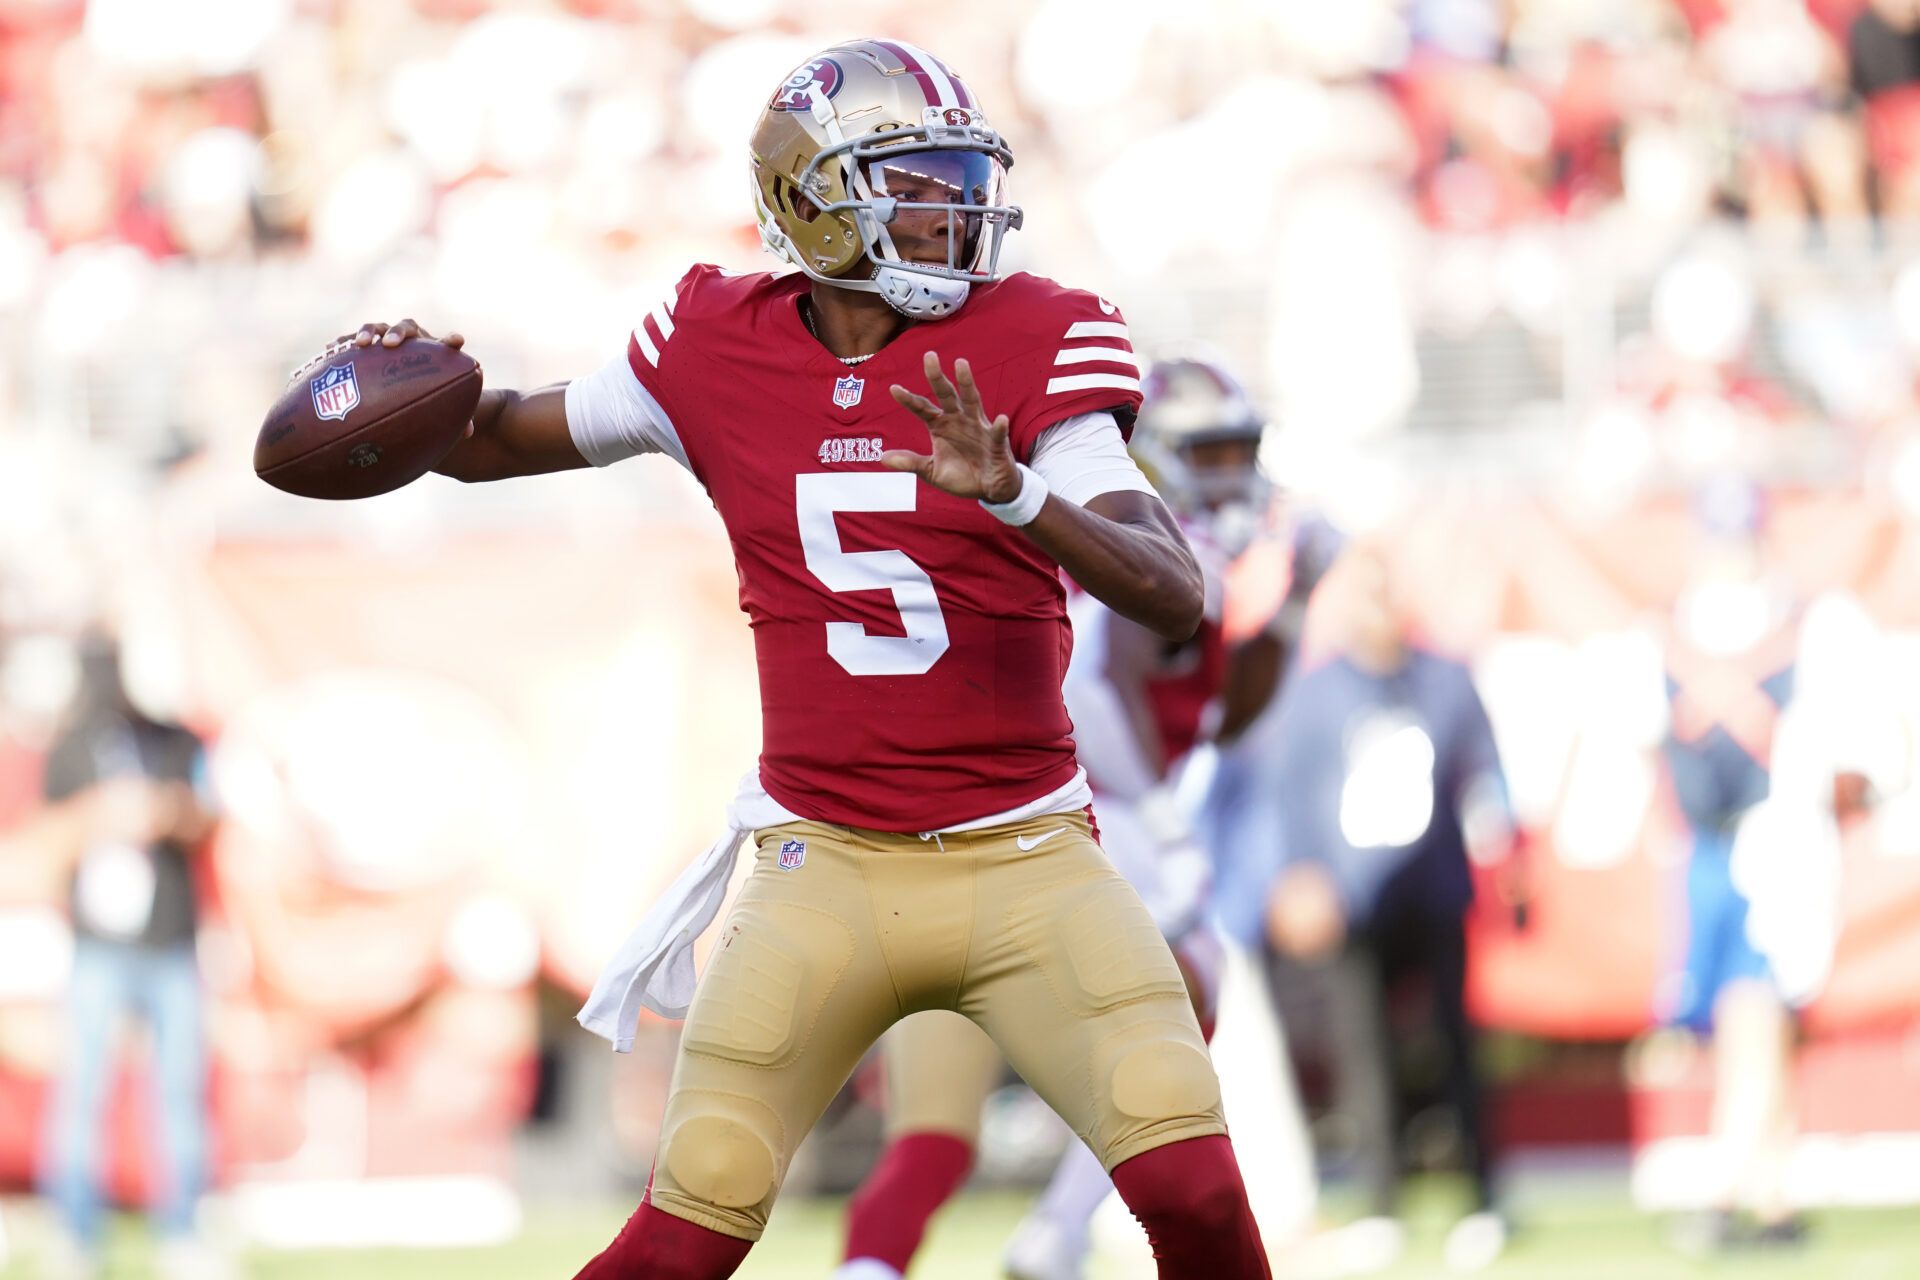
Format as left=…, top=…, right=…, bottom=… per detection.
left=255, top=338, right=483, bottom=499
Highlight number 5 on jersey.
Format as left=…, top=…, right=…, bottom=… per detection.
left=796, top=473, right=952, bottom=677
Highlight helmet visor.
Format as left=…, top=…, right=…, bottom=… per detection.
left=864, top=149, right=1009, bottom=275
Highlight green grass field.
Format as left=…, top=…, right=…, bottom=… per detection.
left=6, top=1182, right=1919, bottom=1279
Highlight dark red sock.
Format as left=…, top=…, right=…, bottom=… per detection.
left=573, top=1198, right=754, bottom=1279
left=841, top=1131, right=975, bottom=1270
left=1110, top=1135, right=1271, bottom=1279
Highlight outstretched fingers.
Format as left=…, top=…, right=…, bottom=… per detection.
left=953, top=358, right=986, bottom=419
left=881, top=448, right=933, bottom=478
left=380, top=318, right=423, bottom=347
left=921, top=351, right=962, bottom=414
left=890, top=383, right=941, bottom=423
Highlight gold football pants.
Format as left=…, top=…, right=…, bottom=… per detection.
left=648, top=811, right=1225, bottom=1240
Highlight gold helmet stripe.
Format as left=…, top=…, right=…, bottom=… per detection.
left=873, top=39, right=964, bottom=108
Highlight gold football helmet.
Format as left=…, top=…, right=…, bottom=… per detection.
left=749, top=39, right=1021, bottom=320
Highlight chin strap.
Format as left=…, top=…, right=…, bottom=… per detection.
left=874, top=266, right=970, bottom=319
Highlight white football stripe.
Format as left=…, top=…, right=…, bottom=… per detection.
left=1046, top=373, right=1141, bottom=395
left=896, top=40, right=957, bottom=106
left=650, top=297, right=675, bottom=343
left=1053, top=346, right=1141, bottom=369
left=632, top=322, right=660, bottom=368
left=1064, top=321, right=1130, bottom=341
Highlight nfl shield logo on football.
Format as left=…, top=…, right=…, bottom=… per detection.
left=777, top=839, right=807, bottom=871
left=310, top=363, right=361, bottom=422
left=832, top=375, right=864, bottom=410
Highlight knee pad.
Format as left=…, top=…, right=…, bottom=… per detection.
left=1110, top=1039, right=1221, bottom=1124
left=658, top=1095, right=783, bottom=1212
left=662, top=1115, right=776, bottom=1210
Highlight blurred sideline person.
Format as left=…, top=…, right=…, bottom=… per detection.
left=1645, top=478, right=1862, bottom=1250
left=836, top=355, right=1311, bottom=1280
left=35, top=634, right=228, bottom=1280
left=1256, top=545, right=1522, bottom=1274
left=340, top=39, right=1271, bottom=1279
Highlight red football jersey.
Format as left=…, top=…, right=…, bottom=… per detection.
left=1143, top=613, right=1227, bottom=765
left=624, top=265, right=1144, bottom=831
left=1143, top=532, right=1230, bottom=764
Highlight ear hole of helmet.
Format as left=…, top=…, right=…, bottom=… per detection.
left=770, top=171, right=837, bottom=236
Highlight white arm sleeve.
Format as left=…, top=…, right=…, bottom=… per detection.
left=564, top=351, right=692, bottom=473
left=1028, top=411, right=1158, bottom=507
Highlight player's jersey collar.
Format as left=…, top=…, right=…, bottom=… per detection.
left=781, top=274, right=996, bottom=375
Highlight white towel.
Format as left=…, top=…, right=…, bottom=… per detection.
left=576, top=823, right=748, bottom=1051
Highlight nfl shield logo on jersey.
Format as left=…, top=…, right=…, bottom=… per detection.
left=832, top=375, right=865, bottom=410
left=310, top=363, right=361, bottom=422
left=777, top=839, right=807, bottom=871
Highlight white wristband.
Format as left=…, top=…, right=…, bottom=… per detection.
left=980, top=464, right=1048, bottom=526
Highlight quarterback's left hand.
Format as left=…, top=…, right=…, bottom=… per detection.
left=885, top=353, right=1021, bottom=503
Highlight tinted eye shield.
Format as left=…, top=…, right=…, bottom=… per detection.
left=797, top=123, right=1023, bottom=278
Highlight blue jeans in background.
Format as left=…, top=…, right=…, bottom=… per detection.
left=1668, top=828, right=1777, bottom=1033
left=39, top=939, right=208, bottom=1247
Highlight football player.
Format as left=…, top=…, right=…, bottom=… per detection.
left=338, top=40, right=1270, bottom=1280
left=838, top=355, right=1287, bottom=1280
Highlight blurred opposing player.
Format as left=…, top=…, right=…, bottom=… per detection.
left=338, top=40, right=1269, bottom=1280
left=839, top=355, right=1288, bottom=1280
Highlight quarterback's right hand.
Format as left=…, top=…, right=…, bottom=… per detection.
left=334, top=320, right=482, bottom=439
left=886, top=353, right=1021, bottom=503
left=338, top=317, right=465, bottom=352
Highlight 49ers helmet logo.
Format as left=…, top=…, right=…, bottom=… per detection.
left=770, top=58, right=844, bottom=112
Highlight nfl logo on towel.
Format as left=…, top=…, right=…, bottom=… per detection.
left=832, top=374, right=864, bottom=409
left=310, top=363, right=361, bottom=422
left=777, top=839, right=807, bottom=871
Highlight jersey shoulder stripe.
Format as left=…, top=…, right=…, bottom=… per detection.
left=1046, top=371, right=1141, bottom=395
left=1063, top=320, right=1130, bottom=341
left=1046, top=317, right=1137, bottom=396
left=626, top=263, right=772, bottom=375
left=968, top=272, right=1146, bottom=443
left=1053, top=346, right=1141, bottom=368
left=628, top=289, right=680, bottom=370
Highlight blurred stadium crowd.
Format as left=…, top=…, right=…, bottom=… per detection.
left=1, top=0, right=1920, bottom=536
left=3, top=0, right=1920, bottom=1274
